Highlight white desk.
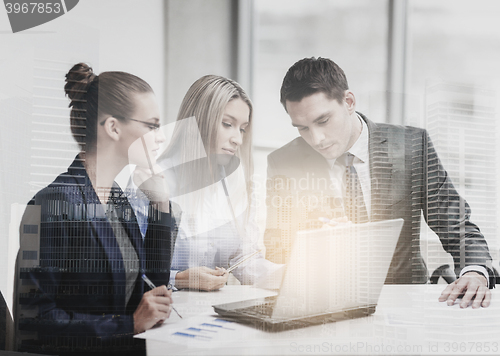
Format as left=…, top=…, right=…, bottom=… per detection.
left=142, top=285, right=500, bottom=355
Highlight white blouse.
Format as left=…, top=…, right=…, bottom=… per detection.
left=164, top=158, right=280, bottom=285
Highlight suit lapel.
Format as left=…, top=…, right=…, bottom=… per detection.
left=113, top=187, right=146, bottom=275
left=364, top=115, right=405, bottom=221
left=76, top=182, right=126, bottom=311
left=69, top=158, right=143, bottom=309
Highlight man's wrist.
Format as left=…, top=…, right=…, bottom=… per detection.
left=463, top=271, right=488, bottom=284
left=460, top=265, right=489, bottom=288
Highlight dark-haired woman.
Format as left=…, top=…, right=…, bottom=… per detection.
left=15, top=63, right=176, bottom=356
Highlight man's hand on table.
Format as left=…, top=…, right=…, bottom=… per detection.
left=438, top=272, right=491, bottom=309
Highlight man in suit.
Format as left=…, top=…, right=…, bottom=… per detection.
left=264, top=57, right=493, bottom=308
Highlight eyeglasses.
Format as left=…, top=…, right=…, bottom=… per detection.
left=101, top=115, right=161, bottom=132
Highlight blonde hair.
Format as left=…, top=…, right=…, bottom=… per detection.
left=160, top=75, right=254, bottom=206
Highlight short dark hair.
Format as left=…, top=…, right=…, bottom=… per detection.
left=280, top=57, right=349, bottom=110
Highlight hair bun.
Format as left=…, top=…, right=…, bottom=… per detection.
left=64, top=63, right=97, bottom=106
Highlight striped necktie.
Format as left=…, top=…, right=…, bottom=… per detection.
left=345, top=153, right=369, bottom=223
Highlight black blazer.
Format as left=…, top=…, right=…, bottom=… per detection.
left=264, top=114, right=492, bottom=285
left=16, top=156, right=177, bottom=355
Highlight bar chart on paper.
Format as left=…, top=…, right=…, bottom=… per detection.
left=136, top=315, right=262, bottom=349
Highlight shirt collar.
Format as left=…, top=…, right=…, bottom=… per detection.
left=326, top=114, right=369, bottom=168
left=348, top=114, right=369, bottom=164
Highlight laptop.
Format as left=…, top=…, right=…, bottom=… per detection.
left=213, top=218, right=404, bottom=332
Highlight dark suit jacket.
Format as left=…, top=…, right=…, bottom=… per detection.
left=264, top=113, right=493, bottom=285
left=16, top=156, right=177, bottom=355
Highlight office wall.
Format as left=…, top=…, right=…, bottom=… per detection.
left=164, top=0, right=235, bottom=123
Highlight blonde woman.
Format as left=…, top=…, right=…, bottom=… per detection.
left=135, top=75, right=281, bottom=291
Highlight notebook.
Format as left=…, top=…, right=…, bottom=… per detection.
left=213, top=218, right=404, bottom=331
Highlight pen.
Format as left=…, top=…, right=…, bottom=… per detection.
left=225, top=250, right=262, bottom=274
left=141, top=274, right=183, bottom=319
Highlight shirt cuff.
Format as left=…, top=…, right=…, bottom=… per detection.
left=459, top=265, right=489, bottom=288
left=169, top=270, right=179, bottom=291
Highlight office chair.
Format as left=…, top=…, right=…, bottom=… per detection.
left=429, top=264, right=456, bottom=284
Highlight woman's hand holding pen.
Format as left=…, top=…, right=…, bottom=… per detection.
left=215, top=266, right=227, bottom=275
left=175, top=266, right=228, bottom=291
left=133, top=285, right=173, bottom=334
left=134, top=165, right=170, bottom=213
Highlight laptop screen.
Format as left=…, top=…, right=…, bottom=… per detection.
left=271, top=219, right=404, bottom=319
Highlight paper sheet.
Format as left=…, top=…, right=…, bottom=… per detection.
left=135, top=313, right=262, bottom=349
